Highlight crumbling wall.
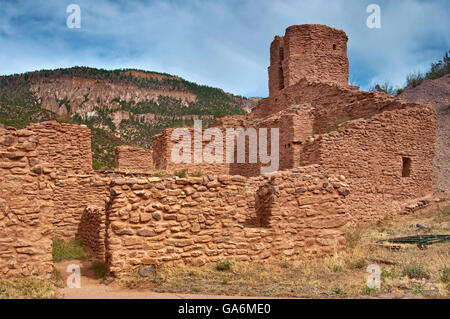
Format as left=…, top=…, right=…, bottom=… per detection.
left=268, top=24, right=349, bottom=96
left=115, top=146, right=153, bottom=171
left=52, top=174, right=110, bottom=240
left=301, top=106, right=436, bottom=222
left=229, top=105, right=314, bottom=177
left=78, top=206, right=106, bottom=260
left=27, top=121, right=92, bottom=173
left=252, top=78, right=422, bottom=128
left=0, top=127, right=53, bottom=277
left=105, top=168, right=349, bottom=274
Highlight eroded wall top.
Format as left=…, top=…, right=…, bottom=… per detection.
left=269, top=24, right=349, bottom=96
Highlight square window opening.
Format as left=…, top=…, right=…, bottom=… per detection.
left=402, top=157, right=411, bottom=177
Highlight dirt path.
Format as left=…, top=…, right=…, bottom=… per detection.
left=55, top=260, right=260, bottom=299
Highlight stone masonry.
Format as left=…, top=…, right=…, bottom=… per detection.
left=115, top=146, right=153, bottom=171
left=0, top=24, right=438, bottom=277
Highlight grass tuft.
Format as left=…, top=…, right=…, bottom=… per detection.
left=52, top=238, right=89, bottom=262
left=402, top=262, right=430, bottom=280
left=91, top=261, right=108, bottom=279
left=362, top=286, right=379, bottom=296
left=189, top=171, right=203, bottom=177
left=441, top=267, right=450, bottom=284
left=216, top=261, right=233, bottom=271
left=174, top=169, right=187, bottom=178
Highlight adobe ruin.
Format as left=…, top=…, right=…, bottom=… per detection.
left=0, top=24, right=437, bottom=278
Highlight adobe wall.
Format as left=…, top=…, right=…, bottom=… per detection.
left=300, top=106, right=436, bottom=223
left=0, top=127, right=54, bottom=277
left=152, top=128, right=230, bottom=175
left=268, top=24, right=349, bottom=96
left=229, top=105, right=314, bottom=177
left=52, top=174, right=110, bottom=243
left=115, top=146, right=153, bottom=171
left=105, top=167, right=350, bottom=274
left=27, top=121, right=92, bottom=174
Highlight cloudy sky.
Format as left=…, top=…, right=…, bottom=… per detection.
left=0, top=0, right=449, bottom=97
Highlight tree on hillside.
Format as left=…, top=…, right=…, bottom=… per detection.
left=369, top=81, right=397, bottom=96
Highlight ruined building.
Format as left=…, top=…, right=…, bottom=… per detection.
left=0, top=25, right=436, bottom=278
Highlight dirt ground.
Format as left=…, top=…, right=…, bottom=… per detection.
left=54, top=260, right=263, bottom=299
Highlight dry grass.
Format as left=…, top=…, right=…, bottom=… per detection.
left=117, top=204, right=450, bottom=298
left=0, top=278, right=57, bottom=299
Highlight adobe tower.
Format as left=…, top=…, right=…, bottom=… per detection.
left=268, top=24, right=349, bottom=96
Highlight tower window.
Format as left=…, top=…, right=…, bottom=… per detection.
left=333, top=44, right=337, bottom=50
left=279, top=67, right=284, bottom=90
left=402, top=157, right=411, bottom=177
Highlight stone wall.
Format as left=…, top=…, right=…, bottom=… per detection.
left=52, top=174, right=110, bottom=240
left=300, top=106, right=436, bottom=222
left=268, top=24, right=349, bottom=96
left=229, top=105, right=314, bottom=177
left=27, top=121, right=92, bottom=174
left=0, top=127, right=53, bottom=277
left=78, top=206, right=106, bottom=260
left=105, top=168, right=350, bottom=274
left=152, top=128, right=230, bottom=175
left=115, top=146, right=153, bottom=171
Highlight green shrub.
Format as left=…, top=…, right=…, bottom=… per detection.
left=441, top=267, right=450, bottom=284
left=91, top=261, right=108, bottom=279
left=189, top=171, right=202, bottom=177
left=402, top=262, right=430, bottom=280
left=362, top=286, right=378, bottom=296
left=153, top=171, right=166, bottom=177
left=52, top=238, right=89, bottom=262
left=174, top=169, right=187, bottom=178
left=381, top=267, right=396, bottom=280
left=369, top=82, right=397, bottom=95
left=216, top=261, right=232, bottom=271
left=92, top=160, right=102, bottom=171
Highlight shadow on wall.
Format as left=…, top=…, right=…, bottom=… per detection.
left=76, top=206, right=106, bottom=260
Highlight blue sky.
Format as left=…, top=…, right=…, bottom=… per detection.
left=0, top=0, right=449, bottom=97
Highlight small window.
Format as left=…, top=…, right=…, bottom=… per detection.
left=402, top=157, right=411, bottom=177
left=333, top=44, right=336, bottom=50
left=279, top=67, right=284, bottom=90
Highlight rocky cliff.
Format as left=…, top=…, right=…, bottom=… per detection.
left=0, top=67, right=255, bottom=169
